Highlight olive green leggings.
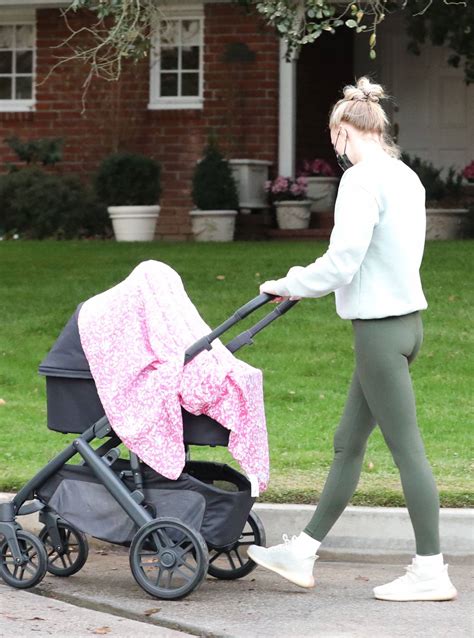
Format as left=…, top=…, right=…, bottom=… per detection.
left=304, top=312, right=440, bottom=555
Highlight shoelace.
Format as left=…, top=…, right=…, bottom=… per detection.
left=399, top=564, right=418, bottom=583
left=275, top=533, right=298, bottom=550
left=395, top=563, right=435, bottom=585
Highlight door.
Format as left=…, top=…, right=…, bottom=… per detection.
left=296, top=28, right=354, bottom=174
left=355, top=14, right=474, bottom=172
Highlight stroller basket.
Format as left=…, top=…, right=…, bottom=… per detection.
left=38, top=460, right=254, bottom=548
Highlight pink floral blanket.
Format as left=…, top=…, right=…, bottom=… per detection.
left=78, top=260, right=269, bottom=495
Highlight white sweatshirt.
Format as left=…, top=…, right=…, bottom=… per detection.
left=269, top=156, right=428, bottom=320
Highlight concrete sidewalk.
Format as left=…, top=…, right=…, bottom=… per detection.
left=1, top=549, right=472, bottom=638
left=0, top=583, right=193, bottom=637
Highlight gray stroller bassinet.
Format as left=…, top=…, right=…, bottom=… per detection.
left=0, top=292, right=297, bottom=600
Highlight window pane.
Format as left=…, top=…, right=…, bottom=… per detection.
left=15, top=76, right=32, bottom=99
left=0, top=51, right=12, bottom=73
left=0, top=26, right=13, bottom=49
left=160, top=73, right=178, bottom=96
left=0, top=77, right=12, bottom=99
left=161, top=47, right=178, bottom=70
left=182, top=20, right=200, bottom=46
left=182, top=46, right=199, bottom=70
left=16, top=25, right=34, bottom=49
left=16, top=51, right=33, bottom=73
left=160, top=20, right=178, bottom=46
left=181, top=72, right=199, bottom=97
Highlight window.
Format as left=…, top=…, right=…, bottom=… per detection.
left=149, top=12, right=203, bottom=110
left=0, top=14, right=35, bottom=112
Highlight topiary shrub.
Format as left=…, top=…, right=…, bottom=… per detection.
left=94, top=153, right=161, bottom=206
left=192, top=142, right=239, bottom=210
left=0, top=168, right=109, bottom=239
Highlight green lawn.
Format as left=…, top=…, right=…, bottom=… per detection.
left=0, top=240, right=472, bottom=506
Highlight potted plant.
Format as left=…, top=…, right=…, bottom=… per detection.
left=402, top=153, right=468, bottom=240
left=228, top=159, right=272, bottom=211
left=462, top=160, right=474, bottom=184
left=265, top=176, right=311, bottom=229
left=190, top=141, right=239, bottom=241
left=299, top=158, right=339, bottom=212
left=95, top=153, right=161, bottom=241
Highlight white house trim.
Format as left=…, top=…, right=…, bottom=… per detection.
left=278, top=39, right=297, bottom=177
left=0, top=7, right=35, bottom=20
left=149, top=8, right=204, bottom=111
left=0, top=1, right=67, bottom=6
left=0, top=8, right=36, bottom=111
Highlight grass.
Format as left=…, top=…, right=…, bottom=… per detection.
left=0, top=240, right=473, bottom=507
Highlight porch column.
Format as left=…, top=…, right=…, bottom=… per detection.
left=278, top=39, right=297, bottom=177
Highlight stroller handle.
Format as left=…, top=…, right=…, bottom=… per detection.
left=184, top=293, right=299, bottom=364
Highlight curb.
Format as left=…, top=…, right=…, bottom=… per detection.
left=1, top=493, right=473, bottom=562
left=253, top=503, right=474, bottom=562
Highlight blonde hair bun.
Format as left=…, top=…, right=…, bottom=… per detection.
left=329, top=76, right=400, bottom=158
left=343, top=77, right=385, bottom=103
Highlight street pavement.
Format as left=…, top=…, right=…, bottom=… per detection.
left=1, top=545, right=472, bottom=638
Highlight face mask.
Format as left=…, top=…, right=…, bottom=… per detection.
left=334, top=129, right=353, bottom=172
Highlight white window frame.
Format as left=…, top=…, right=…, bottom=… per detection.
left=149, top=6, right=204, bottom=111
left=0, top=9, right=36, bottom=112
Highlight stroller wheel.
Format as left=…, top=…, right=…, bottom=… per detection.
left=207, top=510, right=266, bottom=580
left=129, top=517, right=209, bottom=600
left=0, top=529, right=48, bottom=589
left=39, top=521, right=89, bottom=577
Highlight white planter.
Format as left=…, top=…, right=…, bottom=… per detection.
left=190, top=209, right=238, bottom=241
left=229, top=159, right=272, bottom=211
left=275, top=200, right=312, bottom=230
left=108, top=205, right=160, bottom=242
left=306, top=176, right=339, bottom=212
left=426, top=208, right=468, bottom=240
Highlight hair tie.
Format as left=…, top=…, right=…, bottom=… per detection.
left=366, top=93, right=380, bottom=103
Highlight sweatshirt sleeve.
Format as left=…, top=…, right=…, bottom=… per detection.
left=269, top=174, right=380, bottom=298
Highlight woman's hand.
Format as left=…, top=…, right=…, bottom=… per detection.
left=259, top=280, right=301, bottom=303
left=260, top=280, right=285, bottom=302
left=260, top=279, right=301, bottom=303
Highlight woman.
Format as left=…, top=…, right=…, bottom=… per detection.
left=247, top=77, right=457, bottom=602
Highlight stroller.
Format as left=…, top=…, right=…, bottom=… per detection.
left=0, top=290, right=297, bottom=600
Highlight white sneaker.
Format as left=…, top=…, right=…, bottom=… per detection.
left=373, top=560, right=458, bottom=602
left=247, top=534, right=318, bottom=588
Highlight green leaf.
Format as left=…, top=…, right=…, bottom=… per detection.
left=369, top=49, right=377, bottom=60
left=345, top=19, right=358, bottom=28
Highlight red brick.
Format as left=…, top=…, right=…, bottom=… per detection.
left=0, top=3, right=279, bottom=239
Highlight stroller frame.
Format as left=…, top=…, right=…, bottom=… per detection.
left=0, top=293, right=298, bottom=599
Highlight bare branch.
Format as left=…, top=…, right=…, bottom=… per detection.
left=40, top=0, right=471, bottom=106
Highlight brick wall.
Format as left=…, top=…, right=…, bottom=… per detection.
left=0, top=4, right=279, bottom=240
